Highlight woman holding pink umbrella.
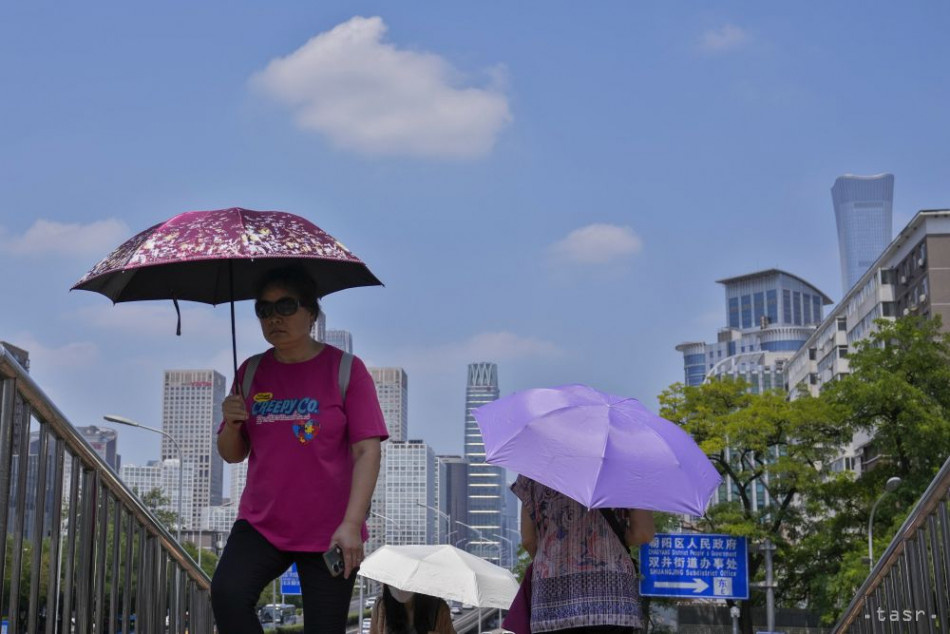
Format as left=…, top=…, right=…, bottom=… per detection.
left=212, top=266, right=388, bottom=633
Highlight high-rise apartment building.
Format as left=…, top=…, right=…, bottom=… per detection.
left=832, top=173, right=894, bottom=293
left=162, top=370, right=226, bottom=529
left=366, top=367, right=409, bottom=553
left=325, top=329, right=353, bottom=353
left=785, top=210, right=950, bottom=475
left=463, top=362, right=503, bottom=564
left=384, top=440, right=436, bottom=545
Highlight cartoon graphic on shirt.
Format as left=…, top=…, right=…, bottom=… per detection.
left=293, top=421, right=317, bottom=444
left=251, top=392, right=321, bottom=444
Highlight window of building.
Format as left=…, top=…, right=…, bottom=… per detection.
left=783, top=290, right=792, bottom=324
left=741, top=294, right=752, bottom=329
left=766, top=290, right=778, bottom=324
left=728, top=297, right=740, bottom=329
left=793, top=292, right=802, bottom=326
left=753, top=292, right=765, bottom=326
left=803, top=294, right=812, bottom=325
left=813, top=295, right=822, bottom=323
left=837, top=316, right=847, bottom=331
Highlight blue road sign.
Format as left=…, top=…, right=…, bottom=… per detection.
left=639, top=533, right=749, bottom=600
left=280, top=563, right=301, bottom=596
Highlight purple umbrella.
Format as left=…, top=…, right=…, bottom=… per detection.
left=72, top=208, right=382, bottom=376
left=473, top=384, right=721, bottom=516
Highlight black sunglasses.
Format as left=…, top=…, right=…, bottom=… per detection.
left=255, top=297, right=303, bottom=319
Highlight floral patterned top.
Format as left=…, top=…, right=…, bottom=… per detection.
left=512, top=475, right=642, bottom=632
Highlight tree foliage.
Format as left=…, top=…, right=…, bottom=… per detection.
left=793, top=316, right=950, bottom=621
left=658, top=377, right=847, bottom=633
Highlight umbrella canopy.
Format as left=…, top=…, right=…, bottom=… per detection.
left=73, top=208, right=381, bottom=303
left=473, top=384, right=721, bottom=516
left=72, top=207, right=382, bottom=375
left=357, top=545, right=519, bottom=610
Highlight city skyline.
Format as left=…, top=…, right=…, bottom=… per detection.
left=3, top=3, right=949, bottom=472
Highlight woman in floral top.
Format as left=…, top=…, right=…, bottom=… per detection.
left=512, top=475, right=655, bottom=634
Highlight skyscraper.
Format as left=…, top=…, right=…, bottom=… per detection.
left=369, top=368, right=408, bottom=442
left=366, top=367, right=409, bottom=554
left=436, top=455, right=469, bottom=545
left=384, top=440, right=436, bottom=545
left=325, top=329, right=353, bottom=353
left=463, top=362, right=503, bottom=564
left=162, top=369, right=226, bottom=529
left=77, top=425, right=121, bottom=471
left=832, top=173, right=894, bottom=293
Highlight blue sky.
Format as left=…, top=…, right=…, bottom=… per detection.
left=2, top=2, right=949, bottom=474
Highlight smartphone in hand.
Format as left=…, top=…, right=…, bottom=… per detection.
left=323, top=544, right=345, bottom=577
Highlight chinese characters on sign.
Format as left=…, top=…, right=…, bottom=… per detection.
left=639, top=533, right=748, bottom=600
left=280, top=563, right=301, bottom=596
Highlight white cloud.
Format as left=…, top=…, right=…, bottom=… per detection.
left=550, top=224, right=643, bottom=265
left=250, top=16, right=512, bottom=159
left=2, top=219, right=130, bottom=257
left=699, top=24, right=748, bottom=53
left=7, top=333, right=99, bottom=369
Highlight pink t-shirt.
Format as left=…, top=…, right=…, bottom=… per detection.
left=219, top=345, right=388, bottom=551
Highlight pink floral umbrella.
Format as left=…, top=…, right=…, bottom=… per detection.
left=73, top=208, right=382, bottom=375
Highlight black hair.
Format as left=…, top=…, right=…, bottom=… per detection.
left=255, top=266, right=321, bottom=320
left=381, top=586, right=443, bottom=634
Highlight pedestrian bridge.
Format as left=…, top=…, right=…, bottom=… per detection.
left=1, top=345, right=213, bottom=633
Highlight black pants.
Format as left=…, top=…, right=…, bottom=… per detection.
left=211, top=520, right=357, bottom=634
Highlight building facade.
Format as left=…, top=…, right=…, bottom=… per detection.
left=383, top=440, right=436, bottom=546
left=120, top=458, right=196, bottom=527
left=436, top=455, right=469, bottom=545
left=463, top=362, right=504, bottom=564
left=324, top=329, right=353, bottom=353
left=161, top=369, right=226, bottom=529
left=676, top=270, right=830, bottom=510
left=785, top=210, right=950, bottom=475
left=77, top=425, right=121, bottom=471
left=832, top=173, right=894, bottom=294
left=676, top=269, right=831, bottom=392
left=366, top=367, right=409, bottom=553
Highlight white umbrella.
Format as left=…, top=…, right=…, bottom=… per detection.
left=357, top=545, right=519, bottom=609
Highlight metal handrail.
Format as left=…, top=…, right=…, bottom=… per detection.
left=832, top=454, right=950, bottom=633
left=0, top=344, right=215, bottom=633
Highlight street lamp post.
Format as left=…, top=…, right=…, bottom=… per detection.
left=365, top=512, right=405, bottom=621
left=492, top=533, right=514, bottom=568
left=868, top=476, right=902, bottom=570
left=104, top=414, right=185, bottom=542
left=415, top=501, right=451, bottom=544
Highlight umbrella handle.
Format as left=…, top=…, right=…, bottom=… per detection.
left=230, top=261, right=239, bottom=382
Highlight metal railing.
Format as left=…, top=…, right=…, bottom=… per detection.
left=833, top=455, right=950, bottom=633
left=0, top=345, right=214, bottom=633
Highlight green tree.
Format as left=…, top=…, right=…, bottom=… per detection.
left=794, top=315, right=950, bottom=622
left=139, top=487, right=180, bottom=533
left=658, top=377, right=847, bottom=634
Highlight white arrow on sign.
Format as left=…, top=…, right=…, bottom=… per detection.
left=654, top=578, right=710, bottom=593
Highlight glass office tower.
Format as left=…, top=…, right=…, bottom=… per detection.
left=832, top=173, right=894, bottom=294
left=463, top=362, right=503, bottom=564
